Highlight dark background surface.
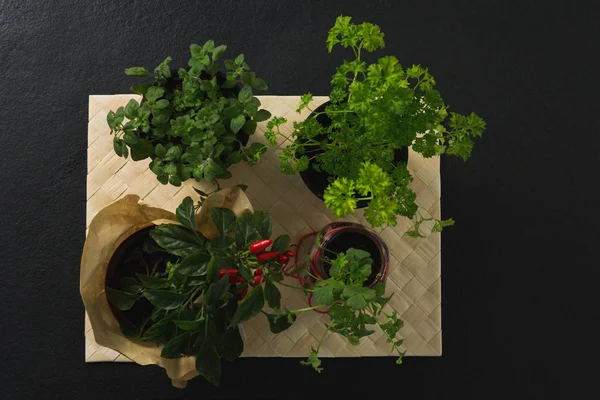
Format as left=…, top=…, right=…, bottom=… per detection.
left=1, top=0, right=598, bottom=398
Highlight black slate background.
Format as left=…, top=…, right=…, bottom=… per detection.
left=1, top=0, right=598, bottom=399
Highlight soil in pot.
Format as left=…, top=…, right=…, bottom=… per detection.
left=296, top=101, right=409, bottom=208
left=314, top=225, right=387, bottom=287
left=105, top=226, right=176, bottom=332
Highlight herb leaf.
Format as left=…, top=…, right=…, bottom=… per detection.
left=160, top=331, right=188, bottom=359
left=177, top=252, right=211, bottom=277
left=175, top=196, right=196, bottom=230
left=211, top=207, right=237, bottom=236
left=150, top=224, right=205, bottom=257
left=143, top=290, right=189, bottom=310
left=265, top=312, right=296, bottom=333
left=195, top=338, right=221, bottom=386
left=264, top=280, right=281, bottom=309
left=219, top=327, right=243, bottom=362
left=229, top=286, right=264, bottom=326
left=106, top=287, right=140, bottom=311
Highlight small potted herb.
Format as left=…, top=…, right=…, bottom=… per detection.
left=278, top=224, right=404, bottom=372
left=107, top=41, right=273, bottom=187
left=105, top=196, right=295, bottom=386
left=266, top=16, right=486, bottom=232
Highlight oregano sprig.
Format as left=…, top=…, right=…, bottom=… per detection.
left=107, top=41, right=278, bottom=187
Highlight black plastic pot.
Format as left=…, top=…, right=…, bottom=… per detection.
left=309, top=222, right=389, bottom=287
left=105, top=225, right=172, bottom=331
left=297, top=101, right=408, bottom=208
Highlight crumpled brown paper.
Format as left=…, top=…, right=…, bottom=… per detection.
left=80, top=188, right=253, bottom=388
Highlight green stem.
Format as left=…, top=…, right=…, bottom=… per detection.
left=276, top=281, right=312, bottom=292
left=374, top=318, right=404, bottom=358
left=184, top=287, right=202, bottom=309
left=293, top=140, right=322, bottom=148
left=412, top=78, right=423, bottom=93
left=314, top=326, right=330, bottom=354
left=289, top=304, right=326, bottom=314
left=312, top=109, right=353, bottom=116
left=305, top=268, right=319, bottom=280
left=347, top=43, right=364, bottom=103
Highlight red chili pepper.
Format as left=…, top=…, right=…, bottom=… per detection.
left=256, top=250, right=280, bottom=262
left=284, top=250, right=296, bottom=257
left=277, top=255, right=290, bottom=265
left=219, top=269, right=238, bottom=278
left=219, top=269, right=243, bottom=284
left=250, top=268, right=264, bottom=287
left=249, top=273, right=263, bottom=288
left=238, top=287, right=248, bottom=300
left=249, top=239, right=273, bottom=254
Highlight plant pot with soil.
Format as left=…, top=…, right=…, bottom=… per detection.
left=309, top=221, right=389, bottom=286
left=81, top=190, right=299, bottom=387
left=265, top=16, right=486, bottom=233
left=277, top=222, right=404, bottom=372
left=106, top=41, right=276, bottom=187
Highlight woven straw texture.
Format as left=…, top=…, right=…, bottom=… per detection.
left=85, top=95, right=442, bottom=362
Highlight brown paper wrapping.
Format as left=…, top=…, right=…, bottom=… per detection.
left=80, top=188, right=253, bottom=387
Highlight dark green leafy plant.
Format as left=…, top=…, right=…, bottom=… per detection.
left=106, top=41, right=273, bottom=187
left=273, top=247, right=405, bottom=372
left=106, top=196, right=296, bottom=386
left=266, top=16, right=485, bottom=232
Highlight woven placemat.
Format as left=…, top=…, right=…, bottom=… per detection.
left=85, top=95, right=442, bottom=362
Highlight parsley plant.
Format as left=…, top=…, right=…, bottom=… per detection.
left=265, top=16, right=486, bottom=231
